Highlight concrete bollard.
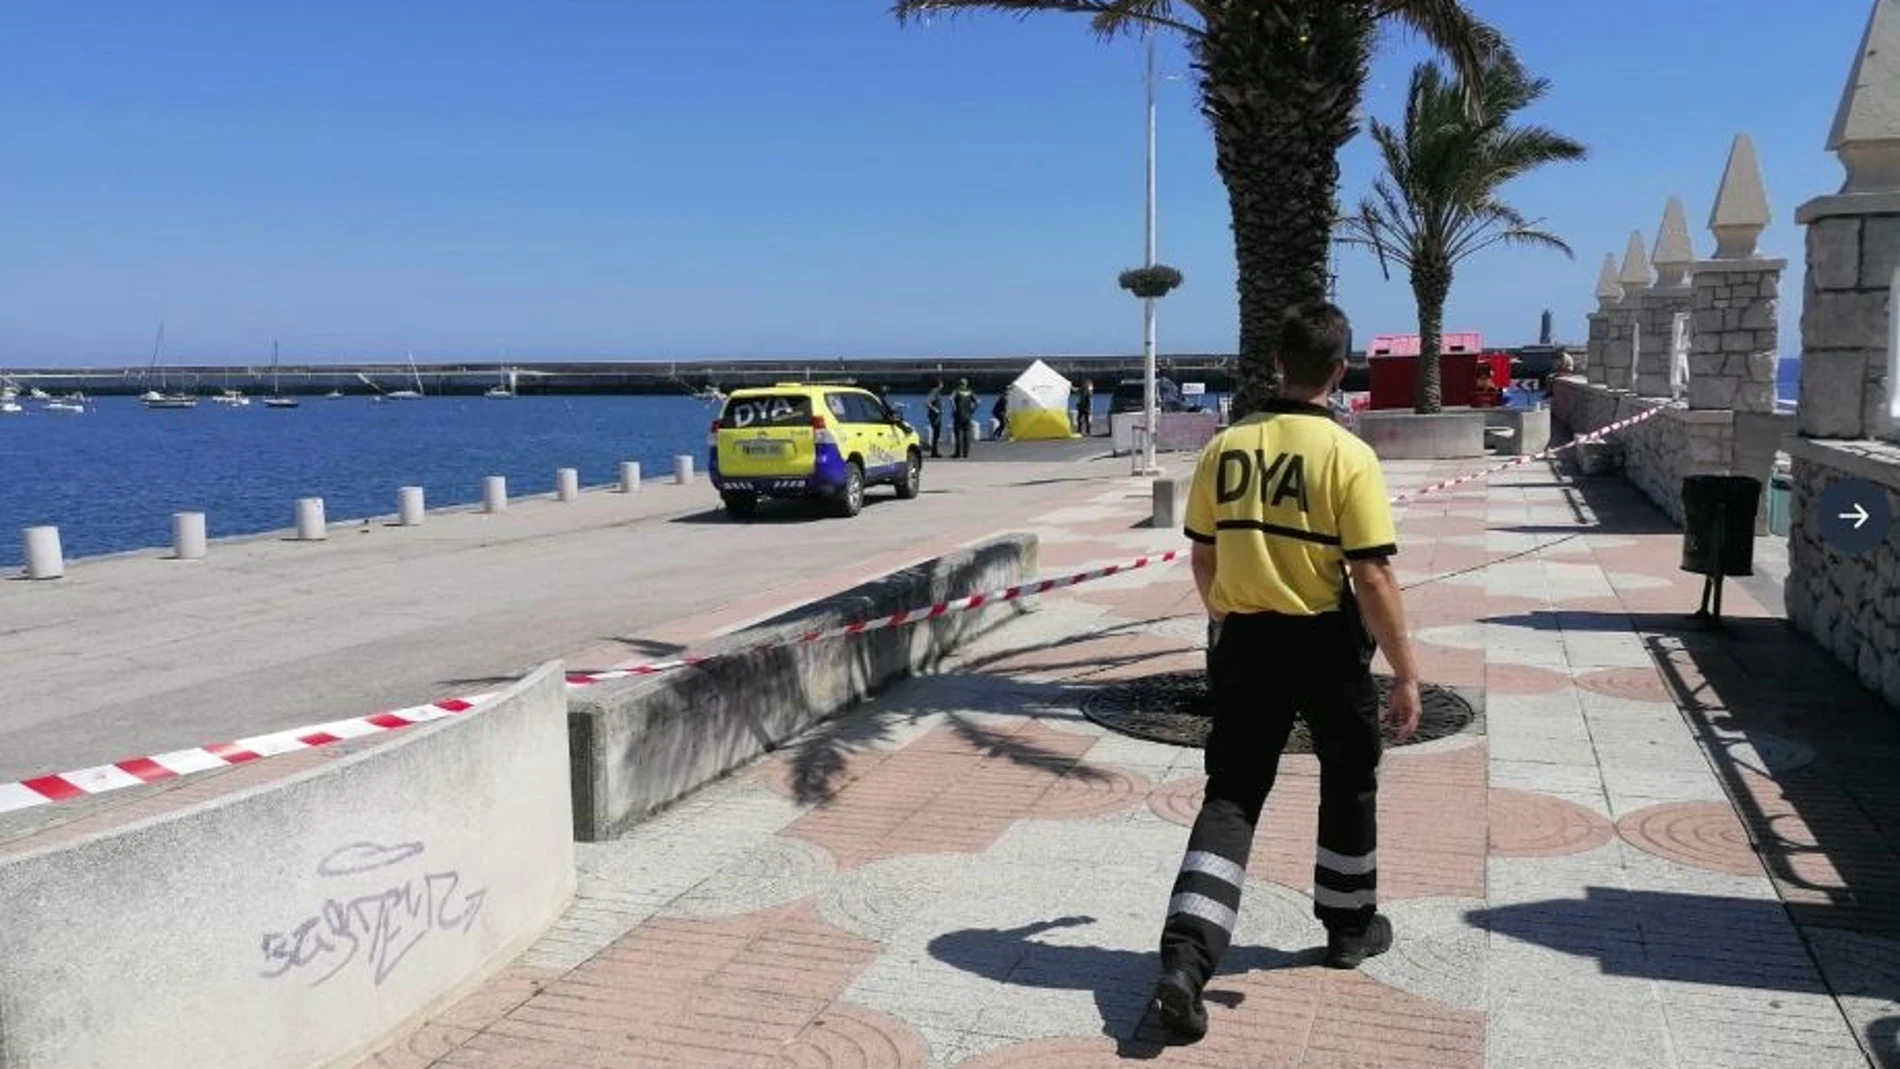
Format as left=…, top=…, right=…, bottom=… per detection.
left=557, top=468, right=579, bottom=502
left=619, top=461, right=642, bottom=493
left=22, top=526, right=63, bottom=579
left=295, top=498, right=327, bottom=541
left=1151, top=477, right=1185, bottom=530
left=673, top=455, right=694, bottom=485
left=483, top=476, right=508, bottom=514
left=172, top=511, right=206, bottom=559
left=398, top=486, right=426, bottom=526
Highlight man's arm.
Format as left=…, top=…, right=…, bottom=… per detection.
left=1348, top=557, right=1420, bottom=737
left=1191, top=542, right=1219, bottom=620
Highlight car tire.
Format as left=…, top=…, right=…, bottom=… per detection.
left=833, top=461, right=865, bottom=518
left=895, top=450, right=921, bottom=500
left=722, top=492, right=758, bottom=519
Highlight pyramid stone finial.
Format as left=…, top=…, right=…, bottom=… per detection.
left=1709, top=134, right=1771, bottom=257
left=1595, top=253, right=1623, bottom=302
left=1827, top=0, right=1900, bottom=193
left=1618, top=230, right=1652, bottom=291
left=1652, top=197, right=1694, bottom=287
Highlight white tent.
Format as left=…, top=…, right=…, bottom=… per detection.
left=1004, top=359, right=1076, bottom=440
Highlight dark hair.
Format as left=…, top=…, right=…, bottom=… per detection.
left=1276, top=301, right=1351, bottom=391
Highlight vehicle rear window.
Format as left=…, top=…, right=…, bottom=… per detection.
left=720, top=394, right=812, bottom=429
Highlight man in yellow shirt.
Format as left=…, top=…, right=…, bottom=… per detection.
left=1150, top=301, right=1423, bottom=1041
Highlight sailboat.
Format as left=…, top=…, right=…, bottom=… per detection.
left=263, top=341, right=300, bottom=407
left=384, top=352, right=424, bottom=400
left=484, top=364, right=516, bottom=399
left=140, top=322, right=198, bottom=408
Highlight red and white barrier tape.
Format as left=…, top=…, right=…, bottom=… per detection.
left=0, top=407, right=1665, bottom=817
left=0, top=550, right=1183, bottom=815
left=1387, top=403, right=1666, bottom=505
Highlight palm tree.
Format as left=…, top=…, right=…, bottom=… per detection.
left=1337, top=56, right=1585, bottom=413
left=890, top=0, right=1506, bottom=418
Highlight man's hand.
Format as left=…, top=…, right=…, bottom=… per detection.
left=1385, top=677, right=1421, bottom=741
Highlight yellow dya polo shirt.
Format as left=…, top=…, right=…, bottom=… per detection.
left=1183, top=399, right=1398, bottom=617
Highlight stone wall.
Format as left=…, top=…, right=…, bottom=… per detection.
left=1785, top=439, right=1900, bottom=706
left=1799, top=208, right=1900, bottom=439
left=1585, top=311, right=1607, bottom=382
left=1601, top=307, right=1639, bottom=391
left=1690, top=261, right=1782, bottom=413
left=1637, top=290, right=1692, bottom=398
left=1550, top=377, right=1736, bottom=525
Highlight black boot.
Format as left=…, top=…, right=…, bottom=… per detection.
left=1323, top=913, right=1393, bottom=969
left=1151, top=967, right=1207, bottom=1040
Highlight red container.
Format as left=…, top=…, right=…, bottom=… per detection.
left=1365, top=344, right=1510, bottom=410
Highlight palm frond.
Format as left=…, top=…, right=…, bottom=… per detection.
left=891, top=0, right=1202, bottom=37
left=1373, top=0, right=1509, bottom=111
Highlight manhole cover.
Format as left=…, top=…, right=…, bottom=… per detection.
left=1078, top=671, right=1477, bottom=750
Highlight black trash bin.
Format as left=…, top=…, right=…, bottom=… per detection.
left=1681, top=474, right=1762, bottom=577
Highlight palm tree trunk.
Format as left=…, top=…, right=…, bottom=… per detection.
left=1197, top=3, right=1373, bottom=419
left=1412, top=262, right=1450, bottom=414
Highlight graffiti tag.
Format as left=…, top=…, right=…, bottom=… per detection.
left=259, top=840, right=486, bottom=987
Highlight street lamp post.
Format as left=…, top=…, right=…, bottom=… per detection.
left=1117, top=32, right=1182, bottom=470
left=1139, top=33, right=1161, bottom=477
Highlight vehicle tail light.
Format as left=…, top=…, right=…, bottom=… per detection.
left=811, top=415, right=837, bottom=446
left=707, top=419, right=718, bottom=447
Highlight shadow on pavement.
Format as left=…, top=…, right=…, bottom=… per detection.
left=927, top=915, right=1318, bottom=1055
left=1639, top=612, right=1900, bottom=940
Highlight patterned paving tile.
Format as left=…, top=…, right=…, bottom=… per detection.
left=1574, top=666, right=1677, bottom=703
left=1488, top=787, right=1615, bottom=858
left=757, top=720, right=1148, bottom=869
left=1617, top=801, right=1765, bottom=877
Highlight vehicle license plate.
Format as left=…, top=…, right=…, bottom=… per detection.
left=740, top=440, right=789, bottom=457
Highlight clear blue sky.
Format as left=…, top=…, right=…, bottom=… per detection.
left=0, top=0, right=1868, bottom=365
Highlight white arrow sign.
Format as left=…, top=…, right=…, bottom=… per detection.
left=1840, top=503, right=1871, bottom=529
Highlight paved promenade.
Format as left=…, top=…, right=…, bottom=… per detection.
left=357, top=456, right=1900, bottom=1068
left=0, top=442, right=1114, bottom=815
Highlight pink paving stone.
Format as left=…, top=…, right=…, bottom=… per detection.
left=1488, top=788, right=1616, bottom=857
left=432, top=902, right=929, bottom=1069
left=758, top=721, right=1147, bottom=869
left=1573, top=667, right=1676, bottom=704
left=1617, top=801, right=1765, bottom=877
left=1484, top=663, right=1573, bottom=695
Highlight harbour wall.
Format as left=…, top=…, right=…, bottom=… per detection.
left=2, top=347, right=1569, bottom=397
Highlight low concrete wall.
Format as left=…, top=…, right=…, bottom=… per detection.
left=568, top=535, right=1038, bottom=841
left=0, top=665, right=575, bottom=1069
left=1357, top=410, right=1487, bottom=459
left=1785, top=439, right=1900, bottom=707
left=1111, top=410, right=1220, bottom=455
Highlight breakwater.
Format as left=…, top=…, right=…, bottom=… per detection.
left=5, top=354, right=1242, bottom=397
left=3, top=346, right=1567, bottom=397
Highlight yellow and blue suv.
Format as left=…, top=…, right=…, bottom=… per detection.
left=708, top=384, right=923, bottom=518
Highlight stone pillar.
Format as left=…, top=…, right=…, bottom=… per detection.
left=1690, top=134, right=1782, bottom=414
left=1638, top=198, right=1695, bottom=398
left=1602, top=231, right=1649, bottom=392
left=1585, top=253, right=1620, bottom=384
left=1786, top=0, right=1900, bottom=707
left=1798, top=0, right=1900, bottom=441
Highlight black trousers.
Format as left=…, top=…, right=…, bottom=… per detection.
left=927, top=414, right=942, bottom=454
left=953, top=419, right=972, bottom=457
left=1159, top=610, right=1382, bottom=987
